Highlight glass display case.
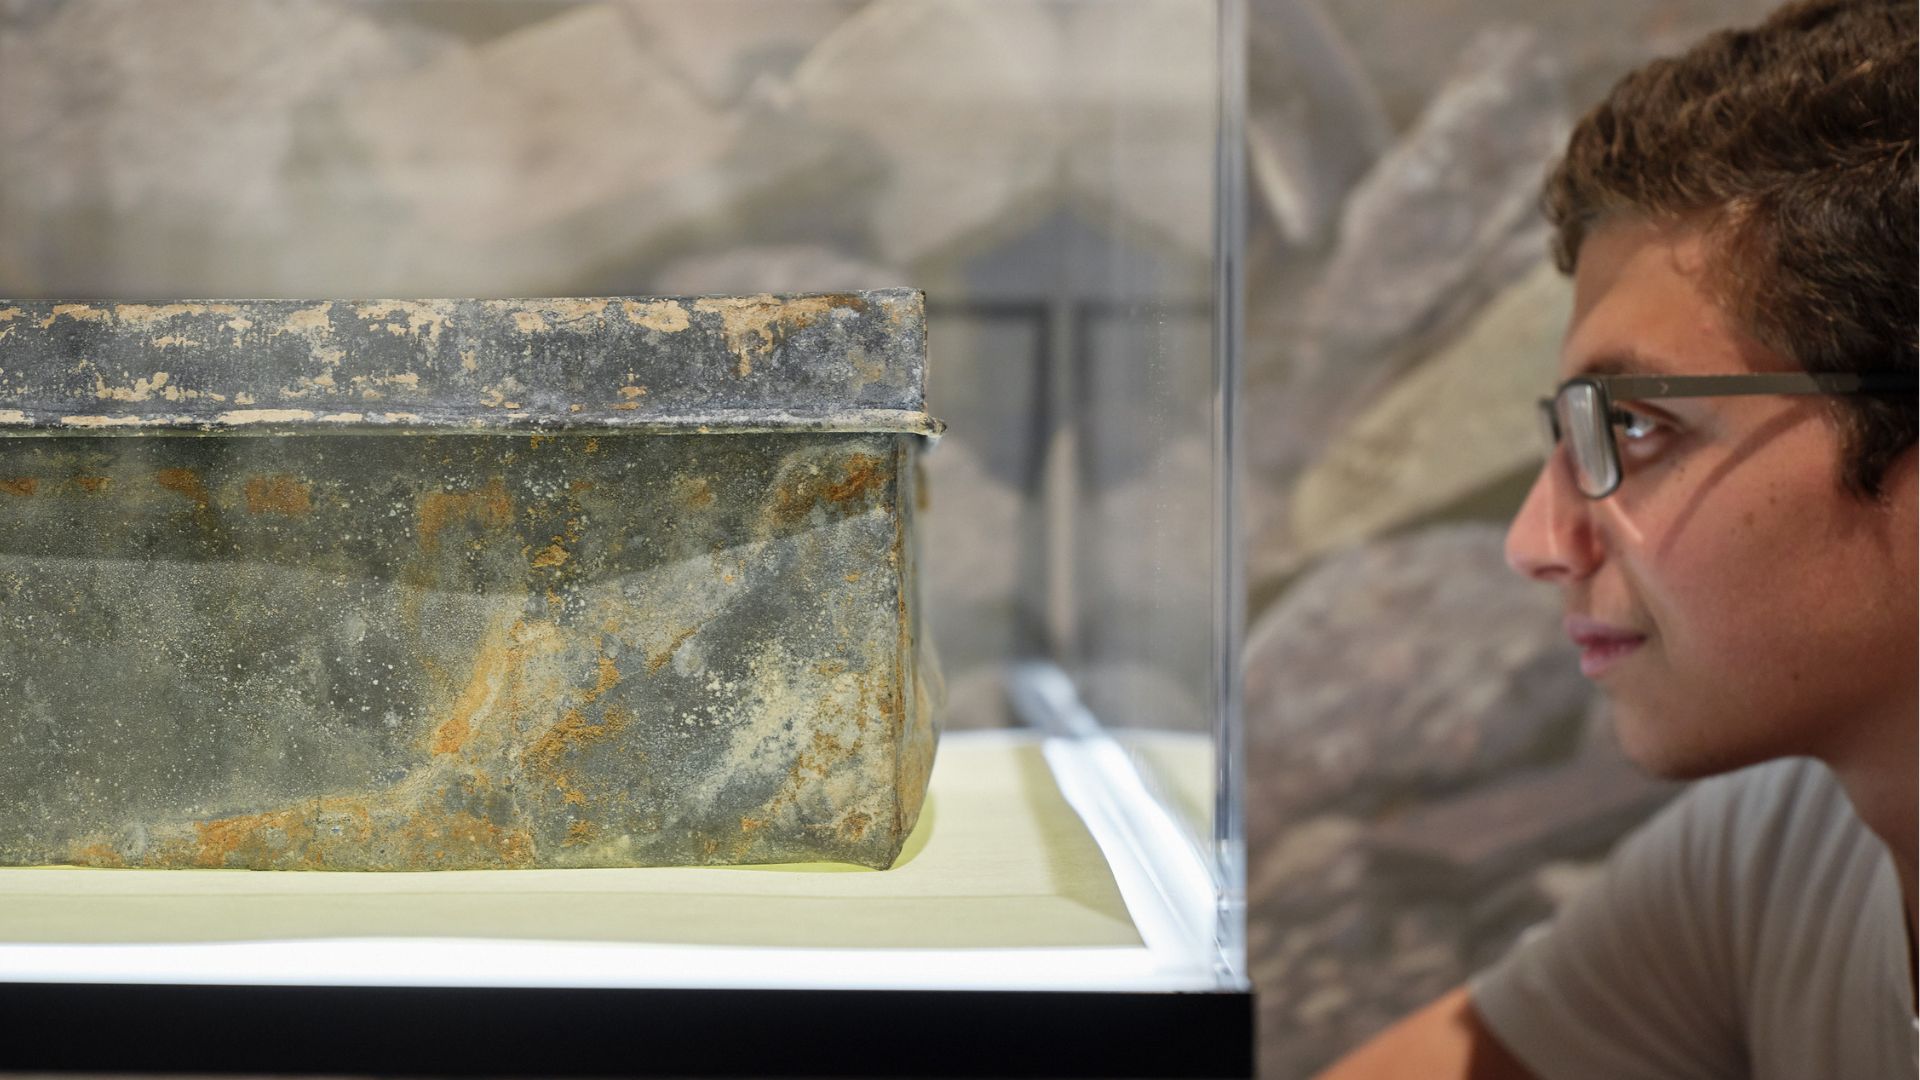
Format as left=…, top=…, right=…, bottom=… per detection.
left=0, top=1, right=1248, bottom=1073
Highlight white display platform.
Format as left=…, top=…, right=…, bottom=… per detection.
left=0, top=729, right=1223, bottom=993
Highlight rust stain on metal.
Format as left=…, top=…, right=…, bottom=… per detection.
left=72, top=476, right=110, bottom=494
left=530, top=542, right=570, bottom=568
left=647, top=626, right=700, bottom=674
left=243, top=474, right=313, bottom=516
left=523, top=706, right=632, bottom=790
left=418, top=478, right=513, bottom=553
left=839, top=811, right=873, bottom=842
left=70, top=843, right=125, bottom=868
left=675, top=475, right=715, bottom=509
left=771, top=451, right=887, bottom=524
left=428, top=617, right=562, bottom=758
left=154, top=467, right=210, bottom=508
left=0, top=477, right=34, bottom=497
left=146, top=793, right=539, bottom=871
left=827, top=453, right=886, bottom=503
left=584, top=655, right=622, bottom=704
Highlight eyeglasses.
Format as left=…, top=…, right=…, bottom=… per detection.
left=1540, top=371, right=1918, bottom=499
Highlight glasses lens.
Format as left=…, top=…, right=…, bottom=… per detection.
left=1556, top=383, right=1618, bottom=497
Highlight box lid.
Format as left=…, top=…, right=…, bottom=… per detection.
left=0, top=290, right=935, bottom=436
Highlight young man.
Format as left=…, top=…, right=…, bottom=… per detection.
left=1317, top=2, right=1917, bottom=1077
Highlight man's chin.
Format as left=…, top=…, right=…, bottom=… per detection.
left=1611, top=705, right=1769, bottom=782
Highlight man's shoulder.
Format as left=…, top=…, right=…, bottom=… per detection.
left=1471, top=755, right=1905, bottom=1079
left=1663, top=756, right=1866, bottom=880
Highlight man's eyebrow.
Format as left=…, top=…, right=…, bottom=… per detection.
left=1572, top=349, right=1666, bottom=377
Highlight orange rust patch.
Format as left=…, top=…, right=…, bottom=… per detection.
left=530, top=542, right=570, bottom=569
left=826, top=454, right=885, bottom=503
left=190, top=806, right=310, bottom=867
left=741, top=725, right=866, bottom=850
left=166, top=790, right=537, bottom=871
left=677, top=476, right=715, bottom=508
left=0, top=477, right=36, bottom=497
left=522, top=703, right=633, bottom=776
left=647, top=626, right=699, bottom=673
left=839, top=811, right=873, bottom=842
left=154, top=467, right=210, bottom=508
left=431, top=714, right=472, bottom=756
left=73, top=476, right=111, bottom=494
left=244, top=474, right=312, bottom=516
left=418, top=477, right=512, bottom=553
left=584, top=655, right=622, bottom=704
left=771, top=453, right=889, bottom=523
left=70, top=842, right=126, bottom=867
left=429, top=627, right=521, bottom=757
left=393, top=807, right=535, bottom=868
left=563, top=819, right=597, bottom=847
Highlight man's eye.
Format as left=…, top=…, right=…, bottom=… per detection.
left=1614, top=409, right=1661, bottom=440
left=1610, top=408, right=1673, bottom=465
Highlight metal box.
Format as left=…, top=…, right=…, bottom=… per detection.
left=0, top=289, right=940, bottom=871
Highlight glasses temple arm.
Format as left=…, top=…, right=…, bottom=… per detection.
left=1598, top=372, right=1918, bottom=400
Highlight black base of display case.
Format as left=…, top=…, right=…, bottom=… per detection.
left=0, top=982, right=1254, bottom=1078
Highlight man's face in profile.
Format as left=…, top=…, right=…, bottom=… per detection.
left=1504, top=219, right=1918, bottom=780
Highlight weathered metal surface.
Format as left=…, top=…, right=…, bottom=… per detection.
left=0, top=291, right=940, bottom=871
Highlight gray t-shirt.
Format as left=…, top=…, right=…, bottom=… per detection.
left=1472, top=757, right=1916, bottom=1080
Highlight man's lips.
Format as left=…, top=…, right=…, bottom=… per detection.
left=1564, top=615, right=1647, bottom=678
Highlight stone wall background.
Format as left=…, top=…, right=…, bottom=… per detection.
left=0, top=0, right=1776, bottom=1075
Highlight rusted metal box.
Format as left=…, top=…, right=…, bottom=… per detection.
left=0, top=290, right=940, bottom=871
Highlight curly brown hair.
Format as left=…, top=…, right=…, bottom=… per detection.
left=1543, top=0, right=1917, bottom=497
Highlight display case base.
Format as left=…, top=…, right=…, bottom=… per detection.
left=0, top=731, right=1250, bottom=1076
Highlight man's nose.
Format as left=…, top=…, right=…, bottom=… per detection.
left=1505, top=452, right=1602, bottom=583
